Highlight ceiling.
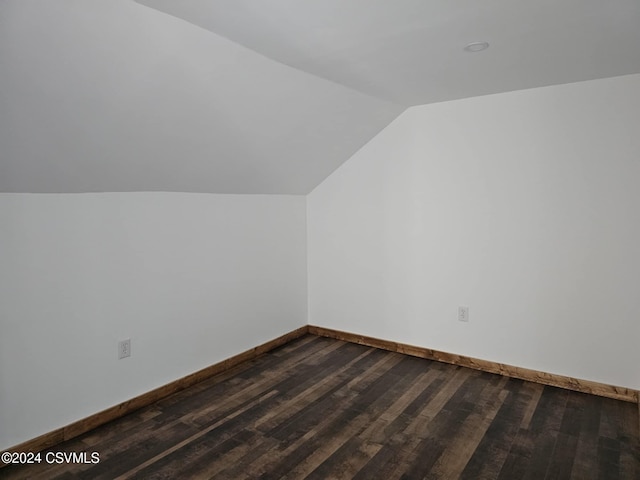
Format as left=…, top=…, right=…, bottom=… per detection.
left=2, top=0, right=639, bottom=194
left=136, top=0, right=640, bottom=106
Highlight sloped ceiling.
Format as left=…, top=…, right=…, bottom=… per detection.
left=136, top=0, right=640, bottom=106
left=1, top=0, right=639, bottom=194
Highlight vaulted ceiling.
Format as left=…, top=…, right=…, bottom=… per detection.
left=2, top=0, right=639, bottom=194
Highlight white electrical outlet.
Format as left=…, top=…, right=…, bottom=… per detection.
left=118, top=339, right=131, bottom=359
left=458, top=306, right=469, bottom=322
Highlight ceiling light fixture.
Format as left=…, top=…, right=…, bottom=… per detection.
left=464, top=41, right=489, bottom=53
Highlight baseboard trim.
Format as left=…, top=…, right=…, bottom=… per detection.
left=2, top=326, right=309, bottom=464
left=5, top=323, right=637, bottom=466
left=308, top=325, right=639, bottom=404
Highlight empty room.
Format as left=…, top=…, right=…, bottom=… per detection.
left=1, top=1, right=639, bottom=479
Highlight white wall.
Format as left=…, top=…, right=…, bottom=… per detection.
left=308, top=74, right=640, bottom=390
left=0, top=192, right=306, bottom=449
left=3, top=74, right=639, bottom=452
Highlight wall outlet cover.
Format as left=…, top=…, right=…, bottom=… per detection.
left=118, top=339, right=131, bottom=359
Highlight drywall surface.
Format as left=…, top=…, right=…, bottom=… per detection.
left=308, top=74, right=640, bottom=390
left=0, top=0, right=402, bottom=194
left=0, top=192, right=306, bottom=449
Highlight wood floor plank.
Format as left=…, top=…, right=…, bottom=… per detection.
left=254, top=347, right=379, bottom=435
left=570, top=392, right=603, bottom=480
left=460, top=380, right=533, bottom=480
left=283, top=356, right=433, bottom=479
left=497, top=386, right=569, bottom=480
left=355, top=370, right=481, bottom=479
left=115, top=390, right=280, bottom=479
left=253, top=354, right=416, bottom=478
left=3, top=334, right=638, bottom=480
left=545, top=432, right=579, bottom=480
left=426, top=376, right=510, bottom=479
left=543, top=391, right=588, bottom=480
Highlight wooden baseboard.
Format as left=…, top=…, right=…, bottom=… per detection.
left=308, top=325, right=639, bottom=404
left=6, top=323, right=637, bottom=467
left=3, top=326, right=309, bottom=463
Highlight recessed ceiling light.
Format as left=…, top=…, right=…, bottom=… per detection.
left=464, top=41, right=489, bottom=53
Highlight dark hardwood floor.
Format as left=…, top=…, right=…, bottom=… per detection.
left=2, top=335, right=638, bottom=479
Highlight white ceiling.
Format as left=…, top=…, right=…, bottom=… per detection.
left=137, top=0, right=640, bottom=105
left=2, top=1, right=639, bottom=194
